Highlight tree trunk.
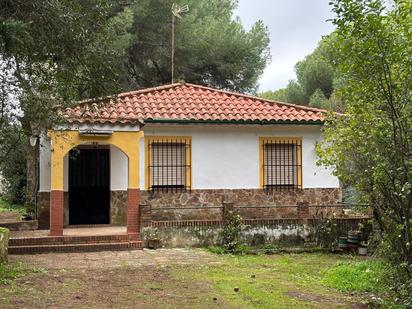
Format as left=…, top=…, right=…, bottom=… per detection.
left=25, top=141, right=36, bottom=213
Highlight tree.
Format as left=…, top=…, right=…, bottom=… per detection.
left=0, top=0, right=133, bottom=205
left=317, top=0, right=412, bottom=298
left=258, top=34, right=340, bottom=109
left=258, top=88, right=288, bottom=102
left=309, top=89, right=332, bottom=110
left=125, top=0, right=271, bottom=93
left=295, top=35, right=336, bottom=101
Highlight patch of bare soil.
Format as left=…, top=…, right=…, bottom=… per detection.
left=284, top=291, right=375, bottom=308
left=1, top=266, right=228, bottom=309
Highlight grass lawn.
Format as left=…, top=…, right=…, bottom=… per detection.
left=0, top=251, right=385, bottom=308
left=178, top=253, right=378, bottom=308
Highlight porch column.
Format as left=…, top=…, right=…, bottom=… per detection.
left=126, top=134, right=142, bottom=239
left=127, top=189, right=140, bottom=238
left=50, top=151, right=64, bottom=236
left=50, top=190, right=64, bottom=236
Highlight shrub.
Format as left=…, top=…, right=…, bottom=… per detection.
left=0, top=227, right=9, bottom=264
left=220, top=210, right=245, bottom=254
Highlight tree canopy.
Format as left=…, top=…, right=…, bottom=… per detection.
left=317, top=0, right=412, bottom=301
left=0, top=0, right=134, bottom=202
left=0, top=0, right=271, bottom=204
left=124, top=0, right=271, bottom=93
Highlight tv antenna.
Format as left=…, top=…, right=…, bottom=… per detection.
left=171, top=3, right=189, bottom=83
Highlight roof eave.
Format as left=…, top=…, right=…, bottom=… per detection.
left=144, top=119, right=324, bottom=125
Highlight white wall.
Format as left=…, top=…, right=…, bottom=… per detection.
left=140, top=124, right=339, bottom=189
left=40, top=124, right=339, bottom=192
left=39, top=134, right=52, bottom=192
left=110, top=145, right=128, bottom=190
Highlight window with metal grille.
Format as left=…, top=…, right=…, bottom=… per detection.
left=146, top=137, right=191, bottom=191
left=260, top=137, right=302, bottom=191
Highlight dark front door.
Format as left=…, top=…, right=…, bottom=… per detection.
left=69, top=148, right=110, bottom=225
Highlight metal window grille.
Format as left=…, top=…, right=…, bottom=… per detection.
left=148, top=139, right=191, bottom=192
left=262, top=139, right=302, bottom=191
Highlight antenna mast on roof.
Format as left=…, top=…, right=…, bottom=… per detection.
left=171, top=3, right=189, bottom=84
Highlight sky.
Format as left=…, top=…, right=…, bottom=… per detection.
left=235, top=0, right=335, bottom=92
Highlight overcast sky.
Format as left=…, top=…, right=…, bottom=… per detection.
left=235, top=0, right=335, bottom=92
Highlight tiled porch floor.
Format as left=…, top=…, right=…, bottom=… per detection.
left=10, top=226, right=127, bottom=238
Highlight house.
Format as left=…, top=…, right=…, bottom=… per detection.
left=38, top=82, right=342, bottom=243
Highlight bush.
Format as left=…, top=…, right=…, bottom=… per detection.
left=220, top=210, right=245, bottom=254
left=0, top=227, right=9, bottom=264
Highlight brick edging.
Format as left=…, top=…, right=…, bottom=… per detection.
left=146, top=217, right=371, bottom=228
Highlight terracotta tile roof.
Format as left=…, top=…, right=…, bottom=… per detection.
left=62, top=83, right=326, bottom=125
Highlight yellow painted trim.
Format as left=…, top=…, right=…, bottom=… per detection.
left=144, top=136, right=192, bottom=190
left=48, top=130, right=144, bottom=190
left=259, top=137, right=302, bottom=189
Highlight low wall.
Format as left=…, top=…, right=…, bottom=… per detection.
left=0, top=227, right=9, bottom=263
left=0, top=220, right=38, bottom=231
left=38, top=191, right=129, bottom=228
left=139, top=188, right=369, bottom=248
left=141, top=218, right=369, bottom=248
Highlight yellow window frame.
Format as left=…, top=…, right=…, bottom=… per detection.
left=259, top=137, right=302, bottom=189
left=145, top=136, right=192, bottom=190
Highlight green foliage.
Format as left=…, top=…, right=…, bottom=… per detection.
left=125, top=0, right=271, bottom=92
left=208, top=246, right=226, bottom=255
left=317, top=0, right=412, bottom=301
left=310, top=216, right=340, bottom=248
left=0, top=262, right=22, bottom=284
left=309, top=89, right=333, bottom=110
left=220, top=210, right=245, bottom=254
left=322, top=259, right=390, bottom=293
left=258, top=88, right=288, bottom=102
left=295, top=35, right=337, bottom=101
left=0, top=0, right=134, bottom=204
left=283, top=80, right=307, bottom=105
left=0, top=197, right=26, bottom=215
left=322, top=258, right=412, bottom=307
left=0, top=260, right=45, bottom=285
left=187, top=253, right=377, bottom=307
left=0, top=126, right=27, bottom=205
left=0, top=227, right=9, bottom=264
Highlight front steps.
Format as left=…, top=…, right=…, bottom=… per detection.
left=9, top=234, right=142, bottom=254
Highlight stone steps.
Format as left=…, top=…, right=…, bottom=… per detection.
left=9, top=234, right=142, bottom=254
left=9, top=234, right=134, bottom=246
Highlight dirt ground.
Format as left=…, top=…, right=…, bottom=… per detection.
left=1, top=249, right=371, bottom=309
left=8, top=248, right=220, bottom=269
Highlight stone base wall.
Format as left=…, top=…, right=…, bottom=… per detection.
left=38, top=192, right=50, bottom=229
left=110, top=191, right=128, bottom=225
left=38, top=188, right=345, bottom=234
left=0, top=220, right=38, bottom=231
left=38, top=192, right=69, bottom=229
left=140, top=188, right=342, bottom=223
left=38, top=190, right=129, bottom=228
